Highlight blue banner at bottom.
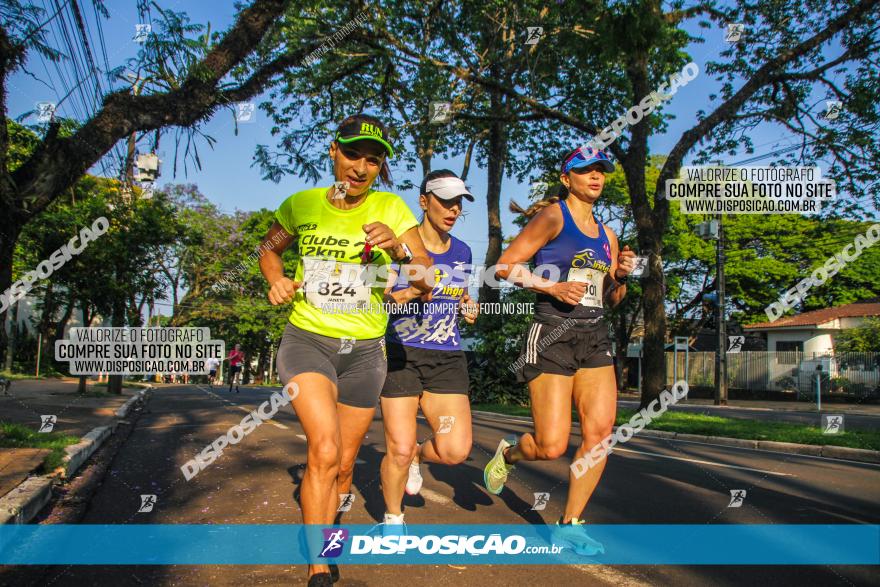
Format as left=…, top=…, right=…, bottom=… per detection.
left=1, top=524, right=877, bottom=565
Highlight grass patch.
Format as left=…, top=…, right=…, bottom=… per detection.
left=472, top=403, right=880, bottom=451
left=0, top=422, right=80, bottom=473
left=0, top=370, right=67, bottom=381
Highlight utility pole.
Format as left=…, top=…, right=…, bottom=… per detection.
left=124, top=74, right=143, bottom=184
left=715, top=212, right=728, bottom=406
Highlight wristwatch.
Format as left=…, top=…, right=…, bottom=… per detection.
left=396, top=242, right=414, bottom=263
left=614, top=271, right=630, bottom=287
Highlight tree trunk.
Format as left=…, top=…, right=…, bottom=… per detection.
left=4, top=301, right=18, bottom=372
left=54, top=300, right=74, bottom=345
left=418, top=153, right=431, bottom=177
left=639, top=244, right=666, bottom=408
left=614, top=312, right=629, bottom=391
left=107, top=292, right=125, bottom=395
left=256, top=345, right=268, bottom=385
left=37, top=282, right=56, bottom=369
left=77, top=301, right=93, bottom=394
left=478, top=83, right=507, bottom=306
left=0, top=219, right=24, bottom=369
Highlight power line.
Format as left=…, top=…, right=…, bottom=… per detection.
left=69, top=0, right=104, bottom=103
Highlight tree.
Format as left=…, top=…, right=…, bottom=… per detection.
left=0, top=0, right=317, bottom=341
left=364, top=0, right=880, bottom=406
left=835, top=317, right=880, bottom=353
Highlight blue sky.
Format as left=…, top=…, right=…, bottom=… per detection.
left=7, top=3, right=830, bottom=268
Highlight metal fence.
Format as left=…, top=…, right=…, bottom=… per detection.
left=665, top=351, right=880, bottom=399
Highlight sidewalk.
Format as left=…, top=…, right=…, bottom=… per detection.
left=0, top=377, right=142, bottom=502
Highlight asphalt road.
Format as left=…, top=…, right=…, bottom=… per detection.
left=4, top=384, right=878, bottom=586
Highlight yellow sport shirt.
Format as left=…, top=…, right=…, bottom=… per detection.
left=275, top=186, right=418, bottom=339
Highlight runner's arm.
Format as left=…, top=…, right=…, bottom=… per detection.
left=259, top=222, right=301, bottom=305
left=604, top=228, right=634, bottom=308
left=496, top=206, right=586, bottom=305
left=395, top=226, right=434, bottom=297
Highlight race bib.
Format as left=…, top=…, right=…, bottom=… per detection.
left=302, top=257, right=371, bottom=311
left=567, top=267, right=604, bottom=308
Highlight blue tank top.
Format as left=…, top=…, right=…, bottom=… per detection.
left=386, top=235, right=472, bottom=351
left=534, top=200, right=612, bottom=319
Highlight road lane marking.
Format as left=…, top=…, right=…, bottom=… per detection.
left=419, top=488, right=451, bottom=505
left=233, top=405, right=289, bottom=429
left=613, top=447, right=794, bottom=476
left=198, top=385, right=289, bottom=429
left=296, top=434, right=307, bottom=441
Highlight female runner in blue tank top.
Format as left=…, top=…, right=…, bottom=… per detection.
left=379, top=169, right=479, bottom=530
left=483, top=146, right=636, bottom=555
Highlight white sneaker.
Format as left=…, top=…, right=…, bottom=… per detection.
left=382, top=512, right=405, bottom=537
left=405, top=460, right=423, bottom=495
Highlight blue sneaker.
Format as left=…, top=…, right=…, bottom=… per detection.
left=551, top=518, right=605, bottom=555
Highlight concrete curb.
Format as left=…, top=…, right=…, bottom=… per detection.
left=472, top=409, right=880, bottom=465
left=63, top=425, right=114, bottom=477
left=64, top=387, right=151, bottom=476
left=0, top=476, right=54, bottom=524
left=2, top=385, right=153, bottom=525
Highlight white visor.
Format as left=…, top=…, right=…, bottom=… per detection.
left=424, top=177, right=475, bottom=201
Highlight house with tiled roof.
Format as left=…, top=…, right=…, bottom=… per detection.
left=744, top=300, right=880, bottom=393
left=743, top=300, right=880, bottom=355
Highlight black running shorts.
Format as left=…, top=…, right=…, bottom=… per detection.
left=381, top=342, right=470, bottom=397
left=517, top=314, right=613, bottom=383
left=276, top=322, right=388, bottom=408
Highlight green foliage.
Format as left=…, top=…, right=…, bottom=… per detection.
left=5, top=121, right=40, bottom=172
left=160, top=191, right=296, bottom=378
left=14, top=177, right=185, bottom=372
left=0, top=421, right=79, bottom=473
left=835, top=318, right=880, bottom=353
left=466, top=287, right=534, bottom=404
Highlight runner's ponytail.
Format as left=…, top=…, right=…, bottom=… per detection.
left=510, top=184, right=569, bottom=218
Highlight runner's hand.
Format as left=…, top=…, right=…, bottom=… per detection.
left=363, top=222, right=398, bottom=252
left=459, top=294, right=478, bottom=324
left=268, top=277, right=301, bottom=305
left=549, top=281, right=587, bottom=305
left=615, top=245, right=637, bottom=279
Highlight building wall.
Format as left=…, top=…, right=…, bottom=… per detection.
left=838, top=316, right=873, bottom=330
left=4, top=294, right=105, bottom=338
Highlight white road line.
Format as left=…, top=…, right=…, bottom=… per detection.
left=613, top=447, right=794, bottom=476
left=198, top=385, right=289, bottom=430
left=234, top=405, right=288, bottom=429
left=419, top=488, right=451, bottom=505
left=296, top=434, right=307, bottom=441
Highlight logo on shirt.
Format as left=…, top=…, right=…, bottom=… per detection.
left=571, top=248, right=610, bottom=272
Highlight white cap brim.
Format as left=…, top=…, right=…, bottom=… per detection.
left=424, top=177, right=475, bottom=201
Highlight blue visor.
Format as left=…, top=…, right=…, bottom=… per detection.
left=562, top=147, right=615, bottom=174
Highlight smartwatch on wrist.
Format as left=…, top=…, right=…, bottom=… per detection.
left=397, top=242, right=414, bottom=263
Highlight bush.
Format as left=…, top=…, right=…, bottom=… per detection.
left=831, top=377, right=852, bottom=393
left=774, top=376, right=798, bottom=392
left=466, top=288, right=534, bottom=405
